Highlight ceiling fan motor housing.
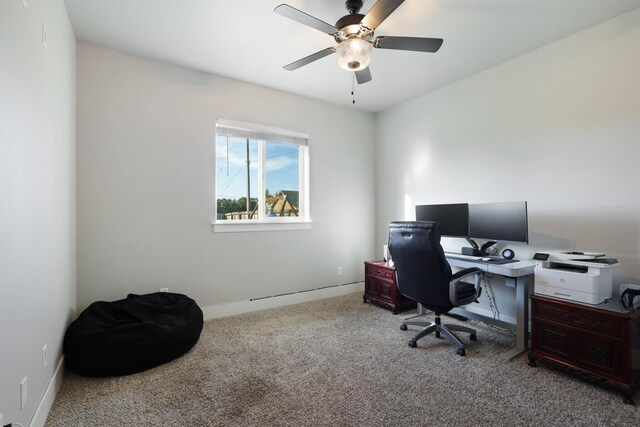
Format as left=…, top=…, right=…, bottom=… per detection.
left=334, top=14, right=372, bottom=42
left=345, top=0, right=364, bottom=14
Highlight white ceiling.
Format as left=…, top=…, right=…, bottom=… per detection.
left=64, top=0, right=640, bottom=112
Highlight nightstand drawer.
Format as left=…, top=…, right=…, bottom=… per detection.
left=365, top=265, right=395, bottom=281
left=536, top=300, right=624, bottom=338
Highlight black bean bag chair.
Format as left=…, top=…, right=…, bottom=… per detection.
left=64, top=292, right=203, bottom=377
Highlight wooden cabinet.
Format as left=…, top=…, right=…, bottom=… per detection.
left=363, top=261, right=416, bottom=315
left=528, top=294, right=640, bottom=404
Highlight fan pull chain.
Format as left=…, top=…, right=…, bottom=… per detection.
left=351, top=74, right=356, bottom=104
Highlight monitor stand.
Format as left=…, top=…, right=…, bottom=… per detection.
left=461, top=239, right=496, bottom=257
left=462, top=238, right=483, bottom=256
left=480, top=240, right=497, bottom=254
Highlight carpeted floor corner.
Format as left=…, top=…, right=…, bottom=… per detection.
left=45, top=293, right=640, bottom=426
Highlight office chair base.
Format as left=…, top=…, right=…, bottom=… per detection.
left=401, top=310, right=433, bottom=331
left=405, top=320, right=476, bottom=356
left=400, top=318, right=431, bottom=330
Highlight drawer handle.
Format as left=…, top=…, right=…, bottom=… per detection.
left=565, top=315, right=583, bottom=324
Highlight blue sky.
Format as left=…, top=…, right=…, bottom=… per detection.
left=216, top=137, right=299, bottom=200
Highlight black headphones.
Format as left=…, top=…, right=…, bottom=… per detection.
left=502, top=248, right=515, bottom=260
left=621, top=288, right=640, bottom=311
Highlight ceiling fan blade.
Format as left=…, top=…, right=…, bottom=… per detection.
left=283, top=47, right=336, bottom=71
left=374, top=36, right=443, bottom=53
left=274, top=4, right=337, bottom=35
left=355, top=67, right=372, bottom=84
left=361, top=0, right=405, bottom=30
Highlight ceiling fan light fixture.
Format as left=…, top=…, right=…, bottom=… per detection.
left=336, top=38, right=372, bottom=71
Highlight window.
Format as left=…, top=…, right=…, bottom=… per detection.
left=214, top=119, right=310, bottom=231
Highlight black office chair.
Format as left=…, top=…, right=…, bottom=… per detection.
left=388, top=221, right=483, bottom=356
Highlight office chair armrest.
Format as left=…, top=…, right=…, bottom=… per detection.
left=449, top=267, right=483, bottom=306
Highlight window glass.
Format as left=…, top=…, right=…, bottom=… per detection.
left=216, top=137, right=259, bottom=220
left=265, top=141, right=299, bottom=218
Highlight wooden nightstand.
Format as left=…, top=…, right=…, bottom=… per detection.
left=528, top=294, right=640, bottom=404
left=363, top=261, right=416, bottom=314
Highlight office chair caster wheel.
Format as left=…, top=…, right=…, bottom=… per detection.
left=400, top=324, right=408, bottom=331
left=408, top=340, right=417, bottom=348
left=469, top=334, right=477, bottom=341
left=456, top=348, right=466, bottom=356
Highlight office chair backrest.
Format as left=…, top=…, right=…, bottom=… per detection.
left=388, top=221, right=454, bottom=312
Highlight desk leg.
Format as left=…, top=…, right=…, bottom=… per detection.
left=402, top=303, right=432, bottom=328
left=501, top=276, right=530, bottom=361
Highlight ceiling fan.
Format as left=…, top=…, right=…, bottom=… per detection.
left=274, top=0, right=443, bottom=84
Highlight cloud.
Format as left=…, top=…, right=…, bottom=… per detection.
left=266, top=156, right=297, bottom=172
left=217, top=144, right=258, bottom=169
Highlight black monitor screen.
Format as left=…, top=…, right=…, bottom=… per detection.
left=415, top=203, right=469, bottom=238
left=469, top=201, right=528, bottom=243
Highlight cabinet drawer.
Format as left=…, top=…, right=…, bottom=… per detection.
left=365, top=265, right=395, bottom=281
left=534, top=319, right=626, bottom=379
left=575, top=332, right=625, bottom=379
left=365, top=276, right=396, bottom=303
left=534, top=319, right=572, bottom=360
left=535, top=300, right=624, bottom=338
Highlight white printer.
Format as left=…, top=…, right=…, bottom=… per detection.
left=533, top=251, right=619, bottom=304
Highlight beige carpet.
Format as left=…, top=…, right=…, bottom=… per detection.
left=46, top=293, right=639, bottom=426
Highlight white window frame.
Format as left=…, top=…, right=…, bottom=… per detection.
left=213, top=119, right=311, bottom=232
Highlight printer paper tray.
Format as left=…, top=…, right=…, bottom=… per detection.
left=535, top=284, right=605, bottom=304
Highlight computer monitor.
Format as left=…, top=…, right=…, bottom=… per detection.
left=468, top=201, right=528, bottom=243
left=415, top=203, right=469, bottom=238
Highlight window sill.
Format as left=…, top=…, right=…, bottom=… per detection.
left=212, top=221, right=312, bottom=233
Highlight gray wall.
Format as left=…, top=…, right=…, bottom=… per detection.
left=375, top=8, right=640, bottom=285
left=0, top=0, right=76, bottom=424
left=76, top=43, right=376, bottom=311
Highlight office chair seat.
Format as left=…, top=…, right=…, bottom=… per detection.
left=389, top=221, right=483, bottom=356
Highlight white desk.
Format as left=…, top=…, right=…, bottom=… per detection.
left=445, top=253, right=535, bottom=360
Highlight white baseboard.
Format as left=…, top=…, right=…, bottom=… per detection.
left=30, top=356, right=64, bottom=427
left=202, top=282, right=363, bottom=320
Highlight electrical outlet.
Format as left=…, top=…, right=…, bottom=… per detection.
left=20, top=376, right=28, bottom=409
left=159, top=288, right=169, bottom=293
left=42, top=345, right=48, bottom=370
left=337, top=267, right=343, bottom=277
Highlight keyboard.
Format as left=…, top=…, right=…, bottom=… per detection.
left=446, top=253, right=518, bottom=265
left=478, top=258, right=519, bottom=265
